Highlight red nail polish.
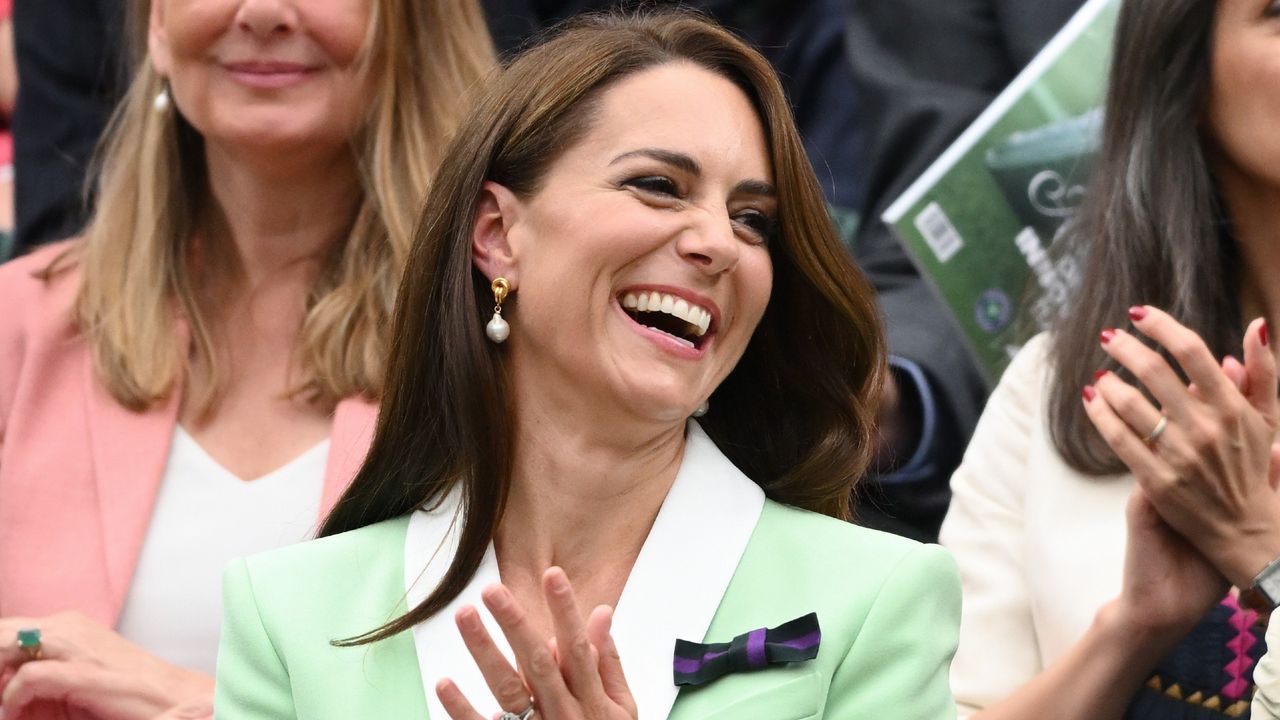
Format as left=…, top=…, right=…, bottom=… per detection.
left=1093, top=370, right=1107, bottom=382
left=1082, top=386, right=1097, bottom=402
left=1263, top=320, right=1270, bottom=347
left=1100, top=329, right=1117, bottom=344
left=1128, top=306, right=1148, bottom=322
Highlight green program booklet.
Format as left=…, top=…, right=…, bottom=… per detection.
left=882, top=0, right=1120, bottom=382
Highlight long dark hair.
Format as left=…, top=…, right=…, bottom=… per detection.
left=1048, top=0, right=1236, bottom=474
left=321, top=10, right=886, bottom=645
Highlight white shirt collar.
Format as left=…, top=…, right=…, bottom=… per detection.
left=405, top=421, right=766, bottom=720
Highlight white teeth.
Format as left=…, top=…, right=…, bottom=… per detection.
left=672, top=298, right=690, bottom=324
left=619, top=290, right=714, bottom=338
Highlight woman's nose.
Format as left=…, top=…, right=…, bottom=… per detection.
left=677, top=210, right=741, bottom=276
left=236, top=0, right=298, bottom=38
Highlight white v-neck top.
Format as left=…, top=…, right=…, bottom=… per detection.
left=404, top=421, right=766, bottom=720
left=116, top=426, right=329, bottom=674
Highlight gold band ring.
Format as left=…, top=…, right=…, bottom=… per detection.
left=1144, top=415, right=1169, bottom=446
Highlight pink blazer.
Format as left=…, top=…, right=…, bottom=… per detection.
left=0, top=243, right=379, bottom=626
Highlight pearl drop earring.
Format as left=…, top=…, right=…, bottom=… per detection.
left=486, top=278, right=511, bottom=343
left=692, top=400, right=709, bottom=418
left=153, top=84, right=171, bottom=112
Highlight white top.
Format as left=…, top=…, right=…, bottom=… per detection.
left=941, top=334, right=1139, bottom=715
left=404, top=421, right=766, bottom=720
left=116, top=426, right=329, bottom=675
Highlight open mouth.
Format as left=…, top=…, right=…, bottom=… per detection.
left=620, top=290, right=714, bottom=350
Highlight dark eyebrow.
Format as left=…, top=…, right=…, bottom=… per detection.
left=734, top=179, right=776, bottom=198
left=610, top=147, right=776, bottom=198
left=610, top=148, right=701, bottom=176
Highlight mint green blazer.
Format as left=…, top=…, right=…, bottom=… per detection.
left=214, top=502, right=960, bottom=719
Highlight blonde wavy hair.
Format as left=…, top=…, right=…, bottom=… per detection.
left=65, top=0, right=495, bottom=415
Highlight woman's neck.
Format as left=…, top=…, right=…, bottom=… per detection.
left=201, top=139, right=361, bottom=290
left=493, top=403, right=687, bottom=608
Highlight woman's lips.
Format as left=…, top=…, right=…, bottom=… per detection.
left=223, top=62, right=320, bottom=89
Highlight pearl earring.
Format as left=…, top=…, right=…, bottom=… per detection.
left=153, top=84, right=171, bottom=112
left=692, top=400, right=709, bottom=418
left=485, top=278, right=511, bottom=343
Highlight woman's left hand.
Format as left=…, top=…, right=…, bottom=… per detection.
left=0, top=611, right=212, bottom=719
left=1084, top=306, right=1280, bottom=588
left=436, top=567, right=638, bottom=720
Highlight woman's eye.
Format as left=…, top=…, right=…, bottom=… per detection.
left=1267, top=0, right=1280, bottom=17
left=625, top=175, right=680, bottom=197
left=733, top=209, right=777, bottom=243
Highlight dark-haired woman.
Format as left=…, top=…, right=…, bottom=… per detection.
left=214, top=11, right=960, bottom=720
left=942, top=0, right=1280, bottom=717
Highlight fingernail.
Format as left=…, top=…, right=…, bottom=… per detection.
left=1128, top=306, right=1148, bottom=322
left=1262, top=320, right=1269, bottom=347
left=1093, top=369, right=1107, bottom=382
left=1100, top=329, right=1117, bottom=344
left=1082, top=386, right=1097, bottom=402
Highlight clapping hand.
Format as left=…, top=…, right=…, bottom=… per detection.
left=1083, top=306, right=1280, bottom=589
left=437, top=567, right=638, bottom=720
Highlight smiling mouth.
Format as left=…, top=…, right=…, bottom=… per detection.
left=620, top=290, right=713, bottom=349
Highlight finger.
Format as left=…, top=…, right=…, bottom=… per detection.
left=1243, top=317, right=1278, bottom=421
left=1, top=660, right=164, bottom=719
left=1100, top=327, right=1194, bottom=418
left=586, top=605, right=635, bottom=712
left=543, top=568, right=605, bottom=704
left=1220, top=356, right=1248, bottom=395
left=454, top=606, right=530, bottom=714
left=1083, top=383, right=1178, bottom=493
left=0, top=619, right=53, bottom=670
left=1127, top=306, right=1235, bottom=402
left=481, top=585, right=571, bottom=715
left=1094, top=372, right=1165, bottom=445
left=435, top=678, right=487, bottom=720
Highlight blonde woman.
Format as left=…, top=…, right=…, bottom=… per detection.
left=0, top=0, right=493, bottom=718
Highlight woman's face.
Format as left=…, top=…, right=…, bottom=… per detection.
left=485, top=62, right=776, bottom=425
left=1207, top=0, right=1280, bottom=189
left=149, top=0, right=372, bottom=155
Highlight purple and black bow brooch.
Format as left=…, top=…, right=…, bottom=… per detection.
left=673, top=613, right=821, bottom=687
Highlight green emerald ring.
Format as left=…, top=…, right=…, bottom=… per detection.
left=16, top=627, right=41, bottom=661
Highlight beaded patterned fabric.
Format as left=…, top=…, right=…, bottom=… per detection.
left=1125, top=595, right=1267, bottom=719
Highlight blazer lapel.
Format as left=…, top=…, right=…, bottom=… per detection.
left=320, top=397, right=379, bottom=516
left=405, top=491, right=513, bottom=720
left=612, top=422, right=765, bottom=720
left=83, top=351, right=181, bottom=624
left=402, top=422, right=765, bottom=720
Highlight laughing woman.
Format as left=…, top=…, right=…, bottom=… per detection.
left=215, top=11, right=960, bottom=720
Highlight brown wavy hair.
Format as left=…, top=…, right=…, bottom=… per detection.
left=322, top=10, right=887, bottom=645
left=64, top=0, right=495, bottom=415
left=1048, top=0, right=1233, bottom=474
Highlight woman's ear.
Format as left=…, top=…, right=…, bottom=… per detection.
left=149, top=0, right=173, bottom=77
left=472, top=181, right=522, bottom=286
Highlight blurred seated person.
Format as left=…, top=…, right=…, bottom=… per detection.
left=845, top=0, right=1085, bottom=540
left=215, top=12, right=960, bottom=720
left=10, top=0, right=127, bottom=258
left=942, top=0, right=1280, bottom=716
left=0, top=0, right=493, bottom=717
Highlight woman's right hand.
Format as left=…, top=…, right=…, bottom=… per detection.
left=1113, top=485, right=1229, bottom=639
left=436, top=567, right=638, bottom=720
left=0, top=611, right=212, bottom=720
